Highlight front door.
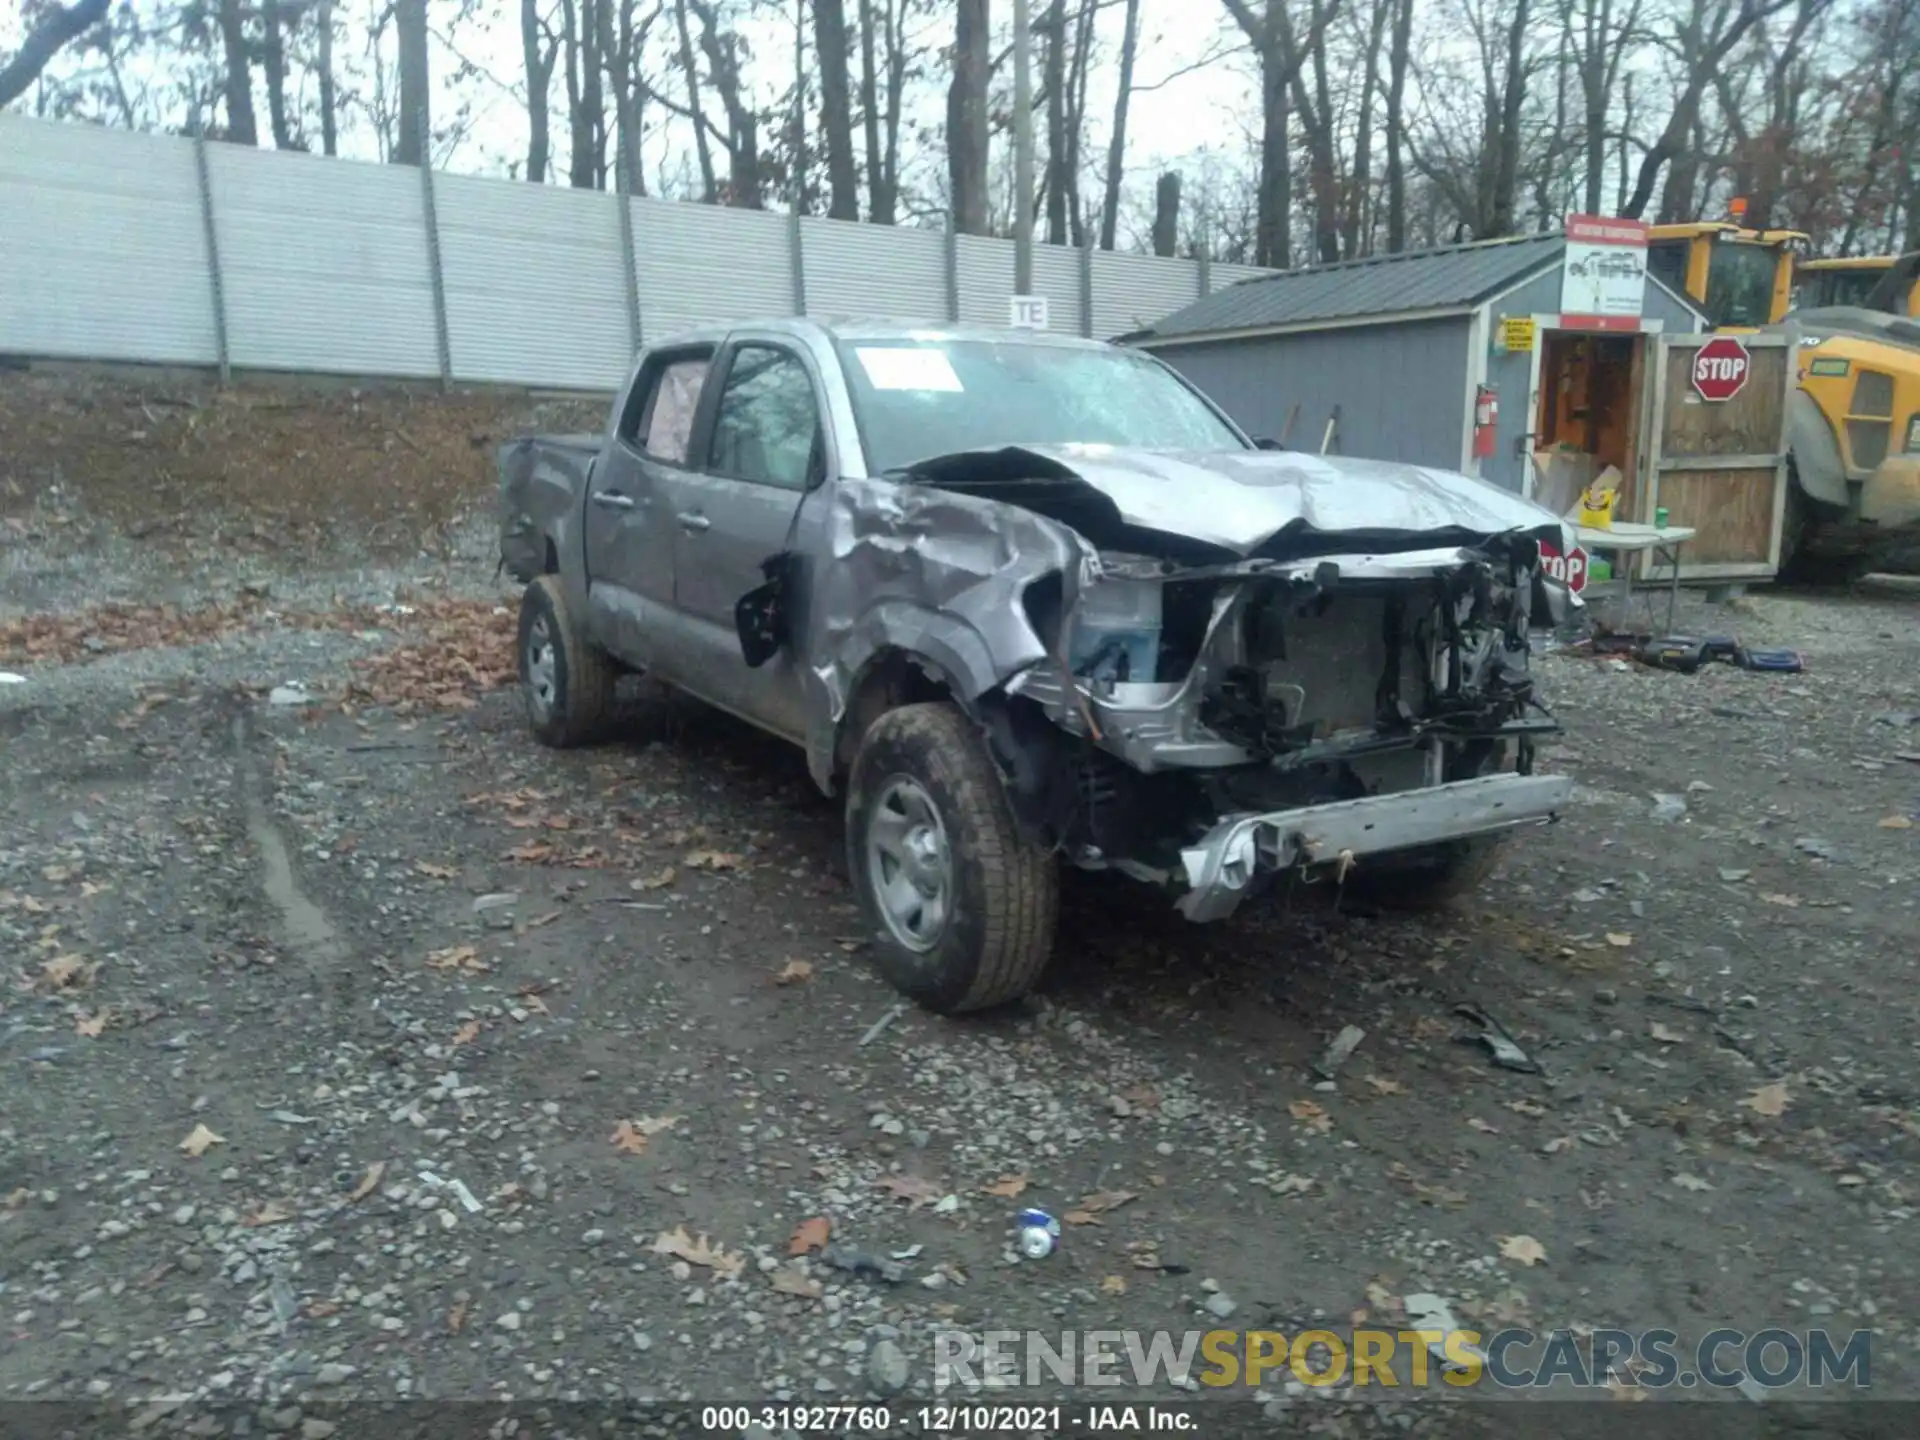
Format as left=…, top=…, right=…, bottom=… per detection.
left=658, top=339, right=821, bottom=741
left=1641, top=333, right=1796, bottom=581
left=582, top=346, right=714, bottom=669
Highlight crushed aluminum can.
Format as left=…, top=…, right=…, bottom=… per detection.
left=1015, top=1208, right=1061, bottom=1260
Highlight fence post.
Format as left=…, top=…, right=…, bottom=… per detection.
left=614, top=155, right=644, bottom=353
left=1079, top=235, right=1095, bottom=339
left=1197, top=245, right=1212, bottom=299
left=190, top=119, right=231, bottom=386
left=943, top=214, right=961, bottom=324
left=787, top=210, right=809, bottom=317
left=413, top=111, right=454, bottom=392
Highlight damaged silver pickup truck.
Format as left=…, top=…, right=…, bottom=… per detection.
left=500, top=320, right=1580, bottom=1013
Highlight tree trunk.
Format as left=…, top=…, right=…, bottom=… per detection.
left=1043, top=0, right=1068, bottom=245
left=858, top=0, right=886, bottom=219
left=394, top=0, right=430, bottom=164
left=1152, top=171, right=1181, bottom=256
left=814, top=0, right=860, bottom=219
left=673, top=0, right=719, bottom=201
left=1345, top=0, right=1390, bottom=257
left=690, top=1, right=762, bottom=206
left=317, top=0, right=338, bottom=155
left=0, top=0, right=110, bottom=109
left=1256, top=52, right=1291, bottom=267
left=216, top=0, right=258, bottom=145
left=1384, top=0, right=1412, bottom=250
left=523, top=0, right=552, bottom=181
left=1064, top=0, right=1096, bottom=245
left=1099, top=0, right=1141, bottom=250
left=947, top=0, right=991, bottom=235
left=1292, top=0, right=1341, bottom=263
left=1488, top=0, right=1530, bottom=234
left=260, top=0, right=296, bottom=148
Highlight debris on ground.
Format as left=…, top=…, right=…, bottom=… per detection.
left=1454, top=1003, right=1542, bottom=1074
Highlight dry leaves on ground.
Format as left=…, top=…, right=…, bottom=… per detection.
left=787, top=1216, right=832, bottom=1255
left=633, top=867, right=677, bottom=891
left=684, top=850, right=743, bottom=871
left=1101, top=1275, right=1128, bottom=1295
left=651, top=1226, right=747, bottom=1278
left=425, top=945, right=490, bottom=975
left=980, top=1174, right=1029, bottom=1198
left=1289, top=1098, right=1334, bottom=1133
left=1363, top=1075, right=1405, bottom=1096
left=610, top=1115, right=681, bottom=1155
left=242, top=1200, right=295, bottom=1228
left=349, top=1161, right=387, bottom=1202
left=345, top=600, right=516, bottom=714
left=1605, top=932, right=1634, bottom=948
left=1064, top=1190, right=1138, bottom=1225
left=1880, top=815, right=1914, bottom=830
left=29, top=954, right=98, bottom=993
left=773, top=959, right=814, bottom=986
left=874, top=1174, right=944, bottom=1207
left=415, top=861, right=459, bottom=879
left=1499, top=1234, right=1548, bottom=1267
left=769, top=1265, right=823, bottom=1299
left=1744, top=1082, right=1791, bottom=1118
left=1, top=597, right=270, bottom=666
left=451, top=1019, right=484, bottom=1047
left=179, top=1123, right=225, bottom=1157
left=73, top=1010, right=110, bottom=1037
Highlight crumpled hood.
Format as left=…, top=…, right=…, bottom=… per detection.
left=906, top=443, right=1568, bottom=559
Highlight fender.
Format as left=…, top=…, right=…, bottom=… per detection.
left=1784, top=387, right=1851, bottom=511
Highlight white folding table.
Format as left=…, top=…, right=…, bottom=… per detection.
left=1574, top=522, right=1698, bottom=633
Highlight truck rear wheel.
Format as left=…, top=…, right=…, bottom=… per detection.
left=846, top=702, right=1058, bottom=1014
left=517, top=575, right=616, bottom=748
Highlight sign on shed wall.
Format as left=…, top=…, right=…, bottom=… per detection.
left=1561, top=215, right=1649, bottom=319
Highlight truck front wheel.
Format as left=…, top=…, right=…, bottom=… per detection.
left=846, top=702, right=1058, bottom=1014
left=517, top=575, right=616, bottom=748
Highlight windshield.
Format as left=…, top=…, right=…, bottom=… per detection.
left=1798, top=270, right=1882, bottom=310
left=833, top=338, right=1247, bottom=474
left=1703, top=241, right=1782, bottom=327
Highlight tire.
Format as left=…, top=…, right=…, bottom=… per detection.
left=845, top=702, right=1058, bottom=1014
left=1345, top=836, right=1507, bottom=912
left=1777, top=481, right=1876, bottom=586
left=517, top=574, right=616, bottom=748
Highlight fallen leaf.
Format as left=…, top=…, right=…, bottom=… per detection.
left=609, top=1115, right=679, bottom=1155
left=874, top=1174, right=944, bottom=1207
left=305, top=1300, right=341, bottom=1319
left=1289, top=1099, right=1334, bottom=1133
left=1499, top=1234, right=1548, bottom=1267
left=1649, top=1022, right=1686, bottom=1045
left=415, top=861, right=459, bottom=879
left=773, top=958, right=814, bottom=986
left=769, top=1264, right=823, bottom=1298
left=73, top=1011, right=108, bottom=1037
left=4, top=1187, right=29, bottom=1211
left=1672, top=1173, right=1714, bottom=1192
left=1063, top=1209, right=1101, bottom=1226
left=349, top=1161, right=387, bottom=1202
left=451, top=1019, right=483, bottom=1047
left=684, top=850, right=742, bottom=871
left=505, top=843, right=555, bottom=863
left=1542, top=1136, right=1575, bottom=1154
left=1506, top=1099, right=1546, bottom=1117
left=425, top=945, right=489, bottom=974
left=651, top=1225, right=747, bottom=1277
left=1744, top=1082, right=1791, bottom=1118
left=1467, top=1117, right=1500, bottom=1134
left=981, top=1174, right=1029, bottom=1199
left=1880, top=814, right=1914, bottom=830
left=1075, top=1189, right=1138, bottom=1214
left=788, top=1216, right=832, bottom=1255
left=1363, top=1075, right=1405, bottom=1096
left=447, top=1299, right=468, bottom=1334
left=1100, top=1275, right=1128, bottom=1295
left=1762, top=892, right=1801, bottom=908
left=1605, top=932, right=1634, bottom=948
left=179, top=1123, right=225, bottom=1157
left=1120, top=1084, right=1161, bottom=1111
left=242, top=1200, right=294, bottom=1227
left=633, top=867, right=677, bottom=891
left=34, top=953, right=98, bottom=992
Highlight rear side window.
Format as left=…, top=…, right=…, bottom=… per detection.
left=617, top=352, right=710, bottom=463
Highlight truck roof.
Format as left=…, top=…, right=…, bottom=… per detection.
left=647, top=317, right=1116, bottom=353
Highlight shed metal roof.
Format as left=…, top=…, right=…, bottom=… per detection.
left=1131, top=232, right=1567, bottom=342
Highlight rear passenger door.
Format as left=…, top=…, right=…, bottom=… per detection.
left=658, top=338, right=824, bottom=741
left=582, top=346, right=712, bottom=670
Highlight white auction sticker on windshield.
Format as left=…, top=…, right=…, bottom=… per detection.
left=854, top=346, right=964, bottom=392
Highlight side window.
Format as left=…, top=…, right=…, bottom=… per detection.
left=617, top=353, right=710, bottom=463
left=706, top=345, right=822, bottom=490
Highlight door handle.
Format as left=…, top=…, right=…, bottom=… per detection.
left=591, top=490, right=635, bottom=511
left=676, top=512, right=711, bottom=532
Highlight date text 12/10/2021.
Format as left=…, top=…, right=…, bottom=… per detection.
left=699, top=1405, right=1199, bottom=1432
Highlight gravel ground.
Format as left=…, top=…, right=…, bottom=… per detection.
left=4, top=454, right=1920, bottom=1438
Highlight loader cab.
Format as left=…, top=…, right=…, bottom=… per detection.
left=1797, top=257, right=1899, bottom=313
left=1645, top=222, right=1805, bottom=330
left=1857, top=253, right=1920, bottom=319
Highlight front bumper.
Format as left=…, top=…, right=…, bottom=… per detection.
left=1175, top=773, right=1575, bottom=922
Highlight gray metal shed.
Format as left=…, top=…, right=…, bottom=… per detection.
left=1127, top=233, right=1709, bottom=497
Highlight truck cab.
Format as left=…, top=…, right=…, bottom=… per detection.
left=1645, top=222, right=1804, bottom=329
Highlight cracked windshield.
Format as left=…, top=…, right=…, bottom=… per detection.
left=3, top=0, right=1917, bottom=1436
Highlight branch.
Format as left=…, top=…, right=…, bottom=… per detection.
left=0, top=0, right=111, bottom=108
left=1132, top=38, right=1247, bottom=93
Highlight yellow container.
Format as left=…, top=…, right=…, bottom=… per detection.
left=1577, top=486, right=1618, bottom=530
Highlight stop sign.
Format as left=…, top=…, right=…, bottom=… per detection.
left=1690, top=336, right=1752, bottom=402
left=1537, top=540, right=1589, bottom=594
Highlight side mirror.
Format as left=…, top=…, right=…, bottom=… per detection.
left=1254, top=437, right=1286, bottom=451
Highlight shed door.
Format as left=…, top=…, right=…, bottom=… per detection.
left=1641, top=333, right=1795, bottom=581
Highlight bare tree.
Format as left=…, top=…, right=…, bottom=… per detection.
left=1383, top=0, right=1413, bottom=249
left=522, top=0, right=559, bottom=180
left=856, top=0, right=910, bottom=223
left=1564, top=0, right=1643, bottom=213
left=317, top=0, right=339, bottom=154
left=947, top=0, right=990, bottom=234
left=1099, top=0, right=1141, bottom=250
left=813, top=0, right=860, bottom=218
left=1151, top=170, right=1180, bottom=255
left=215, top=0, right=258, bottom=144
left=393, top=0, right=430, bottom=162
left=1407, top=0, right=1536, bottom=238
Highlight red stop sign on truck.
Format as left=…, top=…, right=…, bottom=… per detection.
left=1690, top=336, right=1752, bottom=402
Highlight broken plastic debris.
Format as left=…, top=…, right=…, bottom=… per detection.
left=1454, top=1003, right=1541, bottom=1074
left=417, top=1171, right=484, bottom=1214
left=819, top=1243, right=905, bottom=1284
left=267, top=683, right=314, bottom=707
left=1402, top=1293, right=1489, bottom=1372
left=0, top=671, right=25, bottom=685
left=858, top=1002, right=908, bottom=1047
left=1649, top=792, right=1688, bottom=822
left=1312, top=1025, right=1367, bottom=1081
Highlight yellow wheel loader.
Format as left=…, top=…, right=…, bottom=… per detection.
left=1647, top=222, right=1920, bottom=581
